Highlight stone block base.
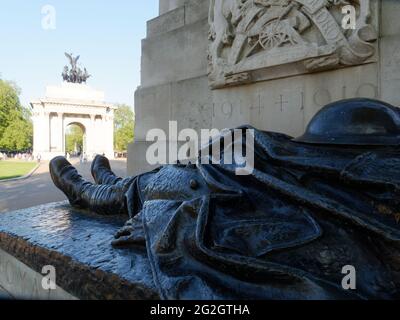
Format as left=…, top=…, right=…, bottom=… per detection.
left=0, top=202, right=158, bottom=300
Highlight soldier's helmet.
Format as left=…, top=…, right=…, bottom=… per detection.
left=294, top=98, right=400, bottom=146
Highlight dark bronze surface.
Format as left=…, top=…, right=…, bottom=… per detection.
left=295, top=98, right=400, bottom=145
left=47, top=126, right=400, bottom=299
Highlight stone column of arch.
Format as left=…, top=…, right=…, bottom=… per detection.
left=57, top=113, right=64, bottom=154
left=34, top=111, right=51, bottom=159
left=86, top=115, right=97, bottom=159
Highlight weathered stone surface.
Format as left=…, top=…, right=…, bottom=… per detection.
left=127, top=0, right=400, bottom=176
left=149, top=0, right=210, bottom=38
left=141, top=19, right=209, bottom=88
left=129, top=61, right=380, bottom=177
left=0, top=248, right=76, bottom=300
left=381, top=0, right=400, bottom=37
left=0, top=202, right=159, bottom=300
left=147, top=6, right=185, bottom=38
left=185, top=0, right=210, bottom=25
left=380, top=35, right=400, bottom=106
left=135, top=76, right=213, bottom=141
left=159, top=0, right=185, bottom=15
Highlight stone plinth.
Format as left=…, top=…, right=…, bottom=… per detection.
left=31, top=83, right=116, bottom=161
left=159, top=0, right=185, bottom=15
left=0, top=202, right=158, bottom=300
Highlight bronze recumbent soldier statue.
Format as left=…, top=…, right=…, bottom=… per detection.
left=50, top=98, right=400, bottom=300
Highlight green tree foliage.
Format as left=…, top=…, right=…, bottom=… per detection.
left=65, top=125, right=84, bottom=154
left=0, top=79, right=20, bottom=138
left=0, top=79, right=33, bottom=151
left=114, top=104, right=135, bottom=152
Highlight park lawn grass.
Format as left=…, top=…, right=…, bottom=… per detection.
left=0, top=161, right=37, bottom=181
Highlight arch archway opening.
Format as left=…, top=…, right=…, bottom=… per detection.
left=65, top=123, right=86, bottom=158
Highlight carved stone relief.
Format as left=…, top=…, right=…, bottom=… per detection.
left=208, top=0, right=377, bottom=89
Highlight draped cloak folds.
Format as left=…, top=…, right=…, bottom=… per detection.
left=119, top=127, right=400, bottom=299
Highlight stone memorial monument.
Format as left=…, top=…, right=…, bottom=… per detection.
left=128, top=0, right=400, bottom=175
left=31, top=53, right=116, bottom=160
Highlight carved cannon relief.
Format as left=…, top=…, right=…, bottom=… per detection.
left=208, top=0, right=377, bottom=89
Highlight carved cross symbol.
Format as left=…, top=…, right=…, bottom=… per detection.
left=249, top=94, right=264, bottom=115
left=275, top=94, right=289, bottom=112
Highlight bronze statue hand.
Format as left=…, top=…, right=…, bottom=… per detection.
left=112, top=218, right=145, bottom=248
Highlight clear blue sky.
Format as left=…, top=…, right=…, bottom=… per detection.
left=0, top=0, right=158, bottom=109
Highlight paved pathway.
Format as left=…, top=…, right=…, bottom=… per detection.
left=0, top=159, right=127, bottom=213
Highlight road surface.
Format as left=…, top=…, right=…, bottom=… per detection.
left=0, top=159, right=127, bottom=213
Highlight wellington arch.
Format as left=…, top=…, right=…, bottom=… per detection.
left=31, top=83, right=116, bottom=160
